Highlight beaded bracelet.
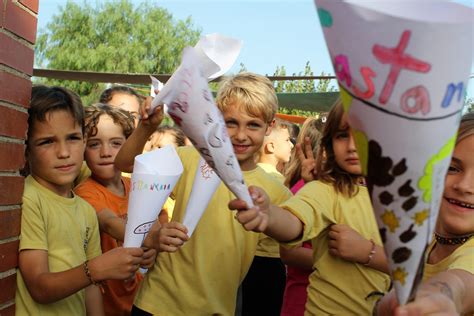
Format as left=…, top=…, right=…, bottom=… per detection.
left=83, top=260, right=104, bottom=288
left=363, top=239, right=376, bottom=266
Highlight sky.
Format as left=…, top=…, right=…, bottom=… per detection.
left=37, top=0, right=474, bottom=99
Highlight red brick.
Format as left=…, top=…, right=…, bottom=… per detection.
left=0, top=72, right=31, bottom=108
left=0, top=274, right=16, bottom=304
left=0, top=33, right=34, bottom=75
left=19, top=0, right=39, bottom=14
left=0, top=176, right=24, bottom=206
left=0, top=209, right=21, bottom=240
left=4, top=0, right=38, bottom=44
left=0, top=240, right=19, bottom=272
left=0, top=106, right=28, bottom=140
left=0, top=143, right=25, bottom=172
left=0, top=302, right=15, bottom=316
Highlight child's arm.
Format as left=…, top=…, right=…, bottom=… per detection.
left=115, top=98, right=163, bottom=173
left=280, top=244, right=313, bottom=270
left=375, top=270, right=474, bottom=315
left=328, top=224, right=389, bottom=274
left=96, top=208, right=126, bottom=241
left=19, top=247, right=144, bottom=304
left=85, top=285, right=104, bottom=316
left=229, top=186, right=303, bottom=242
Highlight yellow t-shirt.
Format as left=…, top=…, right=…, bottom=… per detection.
left=423, top=237, right=474, bottom=281
left=15, top=176, right=102, bottom=316
left=134, top=146, right=291, bottom=315
left=255, top=162, right=287, bottom=258
left=280, top=181, right=390, bottom=315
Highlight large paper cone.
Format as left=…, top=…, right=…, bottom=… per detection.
left=124, top=145, right=183, bottom=247
left=182, top=158, right=221, bottom=237
left=315, top=0, right=473, bottom=304
left=150, top=47, right=254, bottom=207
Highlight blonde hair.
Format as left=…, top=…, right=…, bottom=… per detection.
left=216, top=72, right=278, bottom=123
left=84, top=103, right=135, bottom=139
left=457, top=112, right=474, bottom=144
left=314, top=99, right=360, bottom=197
left=284, top=117, right=322, bottom=188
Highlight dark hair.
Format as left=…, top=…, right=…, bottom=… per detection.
left=84, top=103, right=135, bottom=139
left=28, top=85, right=85, bottom=140
left=156, top=125, right=186, bottom=147
left=99, top=85, right=143, bottom=104
left=314, top=99, right=360, bottom=197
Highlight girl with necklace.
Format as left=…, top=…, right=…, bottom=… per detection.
left=376, top=112, right=474, bottom=315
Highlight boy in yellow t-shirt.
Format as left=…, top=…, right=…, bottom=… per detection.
left=15, top=85, right=147, bottom=316
left=115, top=72, right=292, bottom=316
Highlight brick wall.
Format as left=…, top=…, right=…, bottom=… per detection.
left=0, top=0, right=38, bottom=314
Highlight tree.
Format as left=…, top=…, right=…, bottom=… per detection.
left=35, top=0, right=202, bottom=103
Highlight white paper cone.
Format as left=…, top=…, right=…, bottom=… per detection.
left=315, top=0, right=473, bottom=304
left=182, top=158, right=221, bottom=237
left=124, top=145, right=183, bottom=247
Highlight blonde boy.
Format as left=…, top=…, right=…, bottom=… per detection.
left=16, top=86, right=145, bottom=315
left=115, top=73, right=292, bottom=315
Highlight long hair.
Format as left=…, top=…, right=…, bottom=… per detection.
left=314, top=99, right=360, bottom=197
left=284, top=117, right=322, bottom=188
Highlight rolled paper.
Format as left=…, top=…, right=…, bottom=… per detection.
left=151, top=46, right=254, bottom=207
left=124, top=145, right=183, bottom=247
left=315, top=0, right=473, bottom=304
left=182, top=157, right=221, bottom=237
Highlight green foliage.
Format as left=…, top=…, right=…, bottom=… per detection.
left=278, top=107, right=321, bottom=118
left=35, top=0, right=202, bottom=99
left=272, top=61, right=337, bottom=93
left=464, top=97, right=474, bottom=113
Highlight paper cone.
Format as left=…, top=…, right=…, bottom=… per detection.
left=315, top=0, right=473, bottom=304
left=124, top=145, right=183, bottom=247
left=182, top=158, right=221, bottom=237
left=150, top=47, right=254, bottom=207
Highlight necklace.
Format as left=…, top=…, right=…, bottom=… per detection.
left=434, top=232, right=474, bottom=245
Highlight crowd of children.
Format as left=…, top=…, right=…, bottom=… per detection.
left=15, top=73, right=474, bottom=315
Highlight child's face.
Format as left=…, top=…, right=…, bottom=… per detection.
left=108, top=93, right=140, bottom=127
left=223, top=104, right=271, bottom=171
left=144, top=131, right=177, bottom=152
left=332, top=114, right=362, bottom=175
left=27, top=110, right=85, bottom=197
left=272, top=128, right=294, bottom=164
left=84, top=115, right=126, bottom=182
left=437, top=134, right=474, bottom=236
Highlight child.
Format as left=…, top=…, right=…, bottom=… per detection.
left=143, top=125, right=186, bottom=152
left=280, top=116, right=322, bottom=316
left=74, top=104, right=157, bottom=315
left=100, top=85, right=143, bottom=127
left=257, top=118, right=294, bottom=183
left=229, top=100, right=391, bottom=315
left=15, top=85, right=146, bottom=315
left=115, top=72, right=292, bottom=315
left=375, top=112, right=474, bottom=315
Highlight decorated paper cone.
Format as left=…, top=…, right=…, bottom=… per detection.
left=182, top=158, right=221, bottom=237
left=124, top=145, right=183, bottom=247
left=151, top=47, right=254, bottom=207
left=314, top=0, right=473, bottom=304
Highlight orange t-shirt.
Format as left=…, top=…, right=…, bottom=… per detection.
left=75, top=177, right=142, bottom=316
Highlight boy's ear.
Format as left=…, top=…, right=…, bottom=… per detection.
left=263, top=141, right=275, bottom=154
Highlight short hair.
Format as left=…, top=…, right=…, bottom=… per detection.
left=99, top=85, right=143, bottom=104
left=28, top=85, right=85, bottom=141
left=272, top=118, right=291, bottom=132
left=156, top=125, right=186, bottom=147
left=215, top=72, right=278, bottom=123
left=457, top=112, right=474, bottom=144
left=84, top=103, right=135, bottom=139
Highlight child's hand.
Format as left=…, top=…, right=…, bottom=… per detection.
left=229, top=186, right=270, bottom=232
left=296, top=137, right=317, bottom=182
left=140, top=247, right=157, bottom=269
left=90, top=247, right=144, bottom=281
left=328, top=224, right=372, bottom=263
left=139, top=96, right=164, bottom=131
left=153, top=222, right=189, bottom=253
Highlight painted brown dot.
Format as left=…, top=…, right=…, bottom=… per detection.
left=379, top=191, right=394, bottom=205
left=379, top=227, right=387, bottom=244
left=402, top=196, right=418, bottom=211
left=399, top=224, right=417, bottom=243
left=398, top=180, right=415, bottom=197
left=392, top=158, right=407, bottom=176
left=392, top=247, right=412, bottom=263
